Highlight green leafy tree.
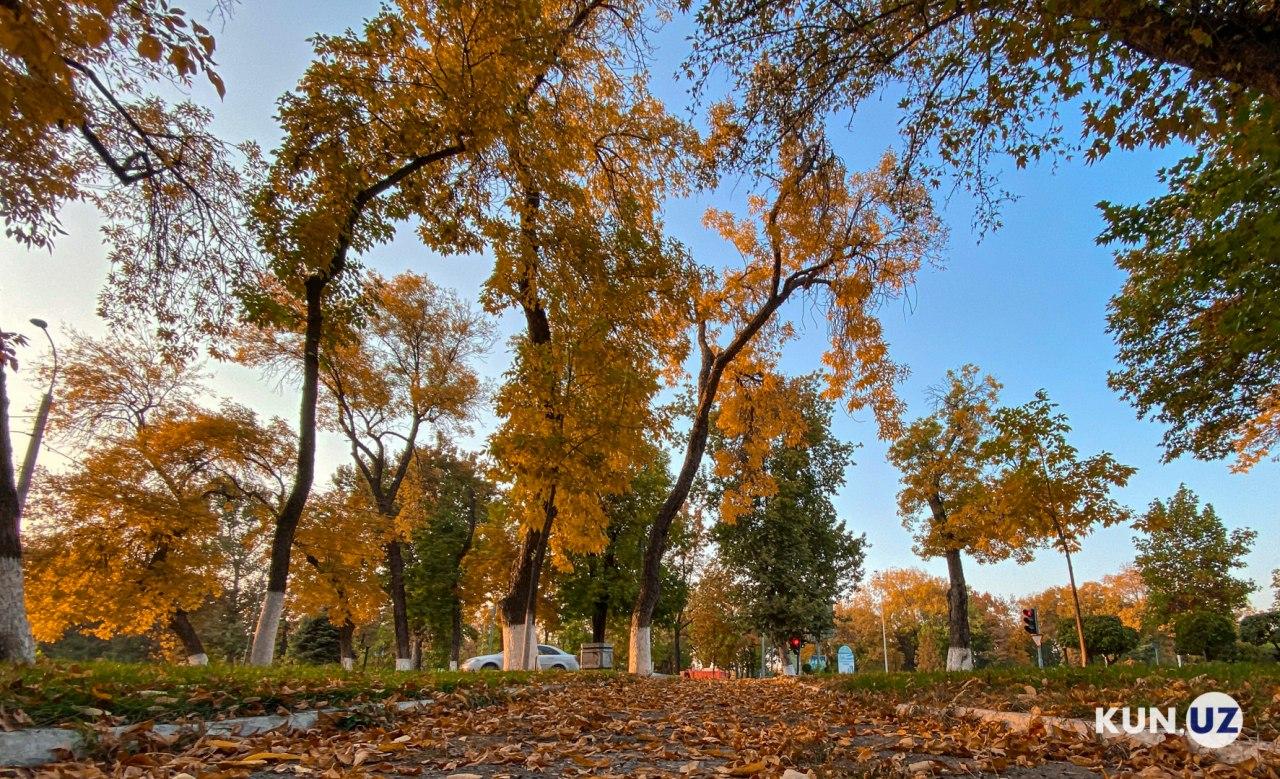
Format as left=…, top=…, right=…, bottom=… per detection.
left=1175, top=610, right=1237, bottom=661
left=404, top=448, right=495, bottom=670
left=554, top=454, right=672, bottom=645
left=887, top=364, right=1001, bottom=670
left=1239, top=612, right=1280, bottom=659
left=1055, top=615, right=1138, bottom=665
left=1100, top=115, right=1280, bottom=471
left=1134, top=485, right=1256, bottom=627
left=710, top=378, right=867, bottom=654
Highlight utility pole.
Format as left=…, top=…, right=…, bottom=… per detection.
left=880, top=606, right=889, bottom=672
left=16, top=318, right=56, bottom=520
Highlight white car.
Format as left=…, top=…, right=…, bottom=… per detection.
left=461, top=644, right=580, bottom=671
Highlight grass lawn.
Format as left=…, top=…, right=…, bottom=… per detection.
left=823, top=662, right=1280, bottom=740
left=0, top=660, right=534, bottom=729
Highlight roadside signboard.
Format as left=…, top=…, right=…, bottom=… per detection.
left=837, top=645, right=855, bottom=674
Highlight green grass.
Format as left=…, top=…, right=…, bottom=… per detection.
left=0, top=660, right=535, bottom=728
left=824, top=662, right=1280, bottom=739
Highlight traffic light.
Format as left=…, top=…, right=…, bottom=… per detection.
left=787, top=635, right=803, bottom=652
left=1021, top=607, right=1039, bottom=635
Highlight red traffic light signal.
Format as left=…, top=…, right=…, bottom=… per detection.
left=787, top=636, right=803, bottom=652
left=1021, top=607, right=1039, bottom=635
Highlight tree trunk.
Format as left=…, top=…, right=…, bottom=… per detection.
left=169, top=609, right=208, bottom=665
left=943, top=548, right=974, bottom=671
left=450, top=601, right=463, bottom=671
left=449, top=484, right=477, bottom=671
left=591, top=591, right=609, bottom=644
left=500, top=499, right=554, bottom=670
left=386, top=540, right=412, bottom=670
left=0, top=365, right=35, bottom=663
left=249, top=275, right=326, bottom=666
left=338, top=617, right=355, bottom=670
left=927, top=493, right=973, bottom=671
left=630, top=384, right=716, bottom=674
left=1059, top=531, right=1089, bottom=667
left=673, top=618, right=683, bottom=675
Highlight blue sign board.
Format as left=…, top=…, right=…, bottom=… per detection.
left=837, top=644, right=855, bottom=674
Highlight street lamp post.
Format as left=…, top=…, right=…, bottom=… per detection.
left=16, top=318, right=56, bottom=519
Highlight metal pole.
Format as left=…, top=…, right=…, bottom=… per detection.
left=1036, top=640, right=1044, bottom=668
left=881, top=607, right=890, bottom=672
left=16, top=319, right=56, bottom=520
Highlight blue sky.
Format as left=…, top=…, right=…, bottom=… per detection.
left=2, top=1, right=1275, bottom=609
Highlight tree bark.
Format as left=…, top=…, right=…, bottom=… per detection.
left=0, top=364, right=35, bottom=663
left=386, top=539, right=412, bottom=670
left=591, top=590, right=609, bottom=644
left=927, top=493, right=973, bottom=671
left=1059, top=528, right=1090, bottom=667
left=249, top=274, right=326, bottom=666
left=169, top=609, right=208, bottom=665
left=449, top=484, right=478, bottom=671
left=500, top=499, right=554, bottom=670
left=337, top=617, right=355, bottom=670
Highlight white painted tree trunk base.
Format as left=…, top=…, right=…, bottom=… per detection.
left=501, top=621, right=536, bottom=670
left=0, top=557, right=35, bottom=663
left=946, top=646, right=974, bottom=671
left=248, top=590, right=285, bottom=666
left=629, top=625, right=652, bottom=675
left=449, top=660, right=458, bottom=671
left=186, top=653, right=209, bottom=666
left=395, top=658, right=412, bottom=671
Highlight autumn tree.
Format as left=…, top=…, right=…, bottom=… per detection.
left=471, top=1, right=695, bottom=670
left=688, top=0, right=1280, bottom=474
left=888, top=364, right=1001, bottom=670
left=686, top=560, right=755, bottom=673
left=0, top=328, right=34, bottom=662
left=23, top=329, right=292, bottom=663
left=241, top=0, right=641, bottom=665
left=239, top=271, right=491, bottom=669
left=1134, top=485, right=1256, bottom=628
left=709, top=377, right=866, bottom=656
left=628, top=138, right=940, bottom=674
left=688, top=0, right=1280, bottom=222
left=979, top=391, right=1136, bottom=665
left=288, top=474, right=388, bottom=669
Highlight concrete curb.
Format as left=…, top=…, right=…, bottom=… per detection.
left=893, top=702, right=1280, bottom=767
left=0, top=697, right=439, bottom=768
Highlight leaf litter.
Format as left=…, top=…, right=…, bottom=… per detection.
left=6, top=675, right=1279, bottom=778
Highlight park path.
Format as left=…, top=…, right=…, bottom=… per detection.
left=31, top=675, right=1271, bottom=776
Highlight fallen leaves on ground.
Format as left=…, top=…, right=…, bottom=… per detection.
left=7, top=675, right=1279, bottom=777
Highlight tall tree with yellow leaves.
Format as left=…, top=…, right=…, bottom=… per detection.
left=979, top=391, right=1137, bottom=666
left=23, top=329, right=292, bottom=663
left=474, top=4, right=694, bottom=668
left=242, top=0, right=651, bottom=665
left=628, top=139, right=941, bottom=674
left=887, top=365, right=1001, bottom=671
left=239, top=272, right=492, bottom=669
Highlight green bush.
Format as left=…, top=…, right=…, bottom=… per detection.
left=1054, top=615, right=1139, bottom=663
left=1175, top=611, right=1237, bottom=661
left=289, top=615, right=342, bottom=665
left=1239, top=611, right=1280, bottom=658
